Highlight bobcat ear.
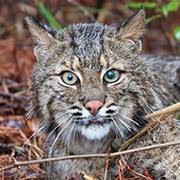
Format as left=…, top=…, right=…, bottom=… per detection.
left=119, top=9, right=145, bottom=50
left=25, top=15, right=56, bottom=61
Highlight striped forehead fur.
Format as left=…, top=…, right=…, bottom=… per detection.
left=70, top=23, right=104, bottom=59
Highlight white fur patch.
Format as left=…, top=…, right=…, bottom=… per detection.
left=80, top=124, right=110, bottom=140
left=81, top=108, right=91, bottom=117
left=98, top=105, right=118, bottom=116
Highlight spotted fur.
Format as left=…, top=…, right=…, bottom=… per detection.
left=26, top=10, right=180, bottom=179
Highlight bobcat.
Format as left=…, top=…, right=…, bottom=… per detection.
left=26, top=10, right=180, bottom=179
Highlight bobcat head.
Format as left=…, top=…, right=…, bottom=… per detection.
left=26, top=10, right=163, bottom=154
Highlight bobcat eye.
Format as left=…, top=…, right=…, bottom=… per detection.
left=103, top=69, right=120, bottom=83
left=61, top=71, right=78, bottom=85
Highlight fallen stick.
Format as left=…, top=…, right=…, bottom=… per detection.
left=119, top=102, right=180, bottom=150
left=0, top=91, right=27, bottom=101
left=0, top=141, right=179, bottom=172
left=145, top=102, right=180, bottom=119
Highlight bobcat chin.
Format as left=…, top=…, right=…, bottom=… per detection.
left=26, top=10, right=180, bottom=179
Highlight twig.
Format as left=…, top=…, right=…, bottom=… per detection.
left=119, top=102, right=180, bottom=151
left=118, top=160, right=124, bottom=180
left=104, top=152, right=110, bottom=180
left=0, top=141, right=179, bottom=173
left=121, top=158, right=152, bottom=179
left=119, top=116, right=164, bottom=151
left=145, top=102, right=180, bottom=119
left=0, top=91, right=27, bottom=101
left=0, top=143, right=23, bottom=152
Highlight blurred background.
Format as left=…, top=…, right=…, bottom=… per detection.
left=0, top=0, right=179, bottom=179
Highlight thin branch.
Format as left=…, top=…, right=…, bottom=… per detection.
left=0, top=91, right=27, bottom=101
left=0, top=141, right=179, bottom=172
left=104, top=152, right=110, bottom=180
left=145, top=102, right=180, bottom=119
left=119, top=114, right=168, bottom=151
left=119, top=102, right=180, bottom=150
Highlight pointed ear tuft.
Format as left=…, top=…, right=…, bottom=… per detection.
left=119, top=9, right=146, bottom=42
left=25, top=15, right=56, bottom=61
left=25, top=15, right=55, bottom=47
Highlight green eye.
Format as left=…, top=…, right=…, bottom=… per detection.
left=61, top=71, right=78, bottom=85
left=103, top=69, right=120, bottom=83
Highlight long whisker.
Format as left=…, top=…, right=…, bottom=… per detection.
left=48, top=117, right=73, bottom=179
left=111, top=118, right=123, bottom=137
left=71, top=123, right=77, bottom=148
left=65, top=122, right=75, bottom=154
left=43, top=113, right=70, bottom=148
left=48, top=117, right=73, bottom=158
left=124, top=106, right=148, bottom=124
left=17, top=126, right=46, bottom=157
left=113, top=115, right=131, bottom=132
left=116, top=112, right=139, bottom=126
left=139, top=99, right=158, bottom=114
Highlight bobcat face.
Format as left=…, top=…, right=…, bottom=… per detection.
left=48, top=54, right=136, bottom=140
left=26, top=10, right=161, bottom=152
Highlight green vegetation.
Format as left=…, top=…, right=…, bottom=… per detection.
left=173, top=26, right=180, bottom=41
left=128, top=2, right=156, bottom=9
left=35, top=0, right=61, bottom=30
left=161, top=0, right=180, bottom=16
left=35, top=0, right=180, bottom=41
left=127, top=0, right=180, bottom=41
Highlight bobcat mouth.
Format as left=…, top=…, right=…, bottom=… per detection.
left=74, top=116, right=111, bottom=127
left=73, top=116, right=112, bottom=139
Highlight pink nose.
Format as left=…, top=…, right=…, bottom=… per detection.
left=85, top=100, right=104, bottom=115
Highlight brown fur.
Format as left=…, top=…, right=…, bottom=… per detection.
left=26, top=10, right=180, bottom=179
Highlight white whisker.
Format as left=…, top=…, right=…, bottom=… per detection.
left=114, top=116, right=131, bottom=132
left=116, top=112, right=139, bottom=126
left=48, top=117, right=73, bottom=157
left=17, top=126, right=46, bottom=157
left=43, top=113, right=70, bottom=148
left=65, top=122, right=75, bottom=154
left=111, top=118, right=123, bottom=137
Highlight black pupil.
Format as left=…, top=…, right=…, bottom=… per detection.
left=67, top=73, right=73, bottom=81
left=107, top=71, right=115, bottom=79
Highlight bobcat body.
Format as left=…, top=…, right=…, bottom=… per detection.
left=26, top=10, right=180, bottom=179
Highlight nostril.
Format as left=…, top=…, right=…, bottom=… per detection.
left=87, top=107, right=92, bottom=112
left=85, top=100, right=104, bottom=115
left=97, top=106, right=102, bottom=111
